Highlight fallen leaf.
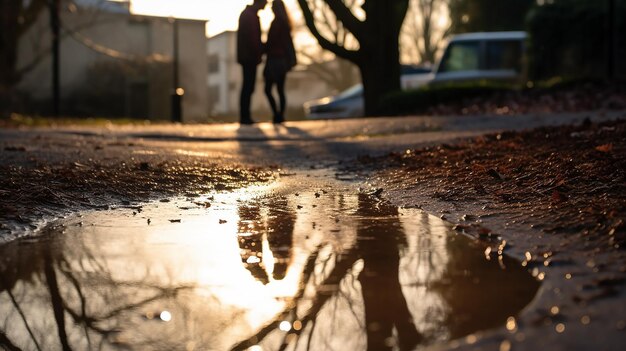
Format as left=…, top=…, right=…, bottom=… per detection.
left=595, top=143, right=613, bottom=153
left=551, top=190, right=567, bottom=203
left=487, top=168, right=506, bottom=181
left=478, top=226, right=492, bottom=237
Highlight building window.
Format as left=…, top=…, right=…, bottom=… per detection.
left=208, top=54, right=220, bottom=73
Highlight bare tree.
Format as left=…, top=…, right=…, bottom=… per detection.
left=401, top=0, right=450, bottom=65
left=292, top=1, right=360, bottom=92
left=298, top=48, right=360, bottom=92
left=297, top=0, right=411, bottom=116
left=0, top=0, right=47, bottom=94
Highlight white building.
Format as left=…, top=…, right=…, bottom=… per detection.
left=207, top=31, right=350, bottom=121
left=18, top=0, right=209, bottom=121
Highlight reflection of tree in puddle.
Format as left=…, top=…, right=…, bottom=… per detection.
left=0, top=191, right=539, bottom=351
left=0, top=227, right=218, bottom=350
left=232, top=194, right=539, bottom=351
left=232, top=194, right=425, bottom=351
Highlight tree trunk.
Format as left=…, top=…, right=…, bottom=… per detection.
left=0, top=0, right=21, bottom=91
left=1, top=0, right=46, bottom=110
left=360, top=0, right=408, bottom=116
left=297, top=0, right=409, bottom=116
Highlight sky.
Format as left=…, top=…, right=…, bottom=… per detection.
left=129, top=0, right=302, bottom=37
left=125, top=0, right=449, bottom=64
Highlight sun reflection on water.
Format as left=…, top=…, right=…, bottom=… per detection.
left=0, top=182, right=539, bottom=351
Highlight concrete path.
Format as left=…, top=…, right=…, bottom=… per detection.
left=3, top=112, right=621, bottom=169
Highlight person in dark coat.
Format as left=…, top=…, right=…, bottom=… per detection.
left=237, top=0, right=268, bottom=125
left=263, top=0, right=296, bottom=124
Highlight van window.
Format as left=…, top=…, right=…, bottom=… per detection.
left=439, top=41, right=480, bottom=73
left=486, top=40, right=522, bottom=72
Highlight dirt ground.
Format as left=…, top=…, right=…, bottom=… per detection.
left=425, top=83, right=626, bottom=117
left=1, top=115, right=625, bottom=349
left=363, top=118, right=626, bottom=248
left=0, top=146, right=276, bottom=241
left=359, top=118, right=626, bottom=350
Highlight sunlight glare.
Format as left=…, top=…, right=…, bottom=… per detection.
left=279, top=321, right=292, bottom=331
left=159, top=310, right=172, bottom=322
left=130, top=0, right=300, bottom=36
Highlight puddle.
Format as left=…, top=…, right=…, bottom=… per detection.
left=0, top=182, right=539, bottom=351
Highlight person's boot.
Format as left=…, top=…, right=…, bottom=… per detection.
left=272, top=114, right=284, bottom=124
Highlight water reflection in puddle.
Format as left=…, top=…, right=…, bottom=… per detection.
left=0, top=184, right=539, bottom=351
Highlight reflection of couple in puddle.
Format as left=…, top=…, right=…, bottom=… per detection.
left=234, top=194, right=422, bottom=351
left=237, top=197, right=295, bottom=285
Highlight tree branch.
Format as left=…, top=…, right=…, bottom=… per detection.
left=230, top=248, right=360, bottom=351
left=324, top=0, right=364, bottom=39
left=296, top=0, right=360, bottom=64
left=2, top=285, right=43, bottom=351
left=18, top=0, right=47, bottom=37
left=0, top=330, right=23, bottom=351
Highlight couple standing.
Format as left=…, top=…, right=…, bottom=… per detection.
left=237, top=0, right=297, bottom=125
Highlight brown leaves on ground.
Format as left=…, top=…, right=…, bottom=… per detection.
left=595, top=143, right=614, bottom=153
left=371, top=119, right=626, bottom=248
left=426, top=83, right=626, bottom=116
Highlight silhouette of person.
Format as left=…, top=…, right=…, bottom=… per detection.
left=237, top=0, right=268, bottom=125
left=237, top=197, right=296, bottom=284
left=237, top=203, right=270, bottom=285
left=263, top=0, right=297, bottom=124
left=265, top=197, right=295, bottom=280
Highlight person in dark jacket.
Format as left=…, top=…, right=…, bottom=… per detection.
left=263, top=0, right=296, bottom=124
left=237, top=0, right=268, bottom=125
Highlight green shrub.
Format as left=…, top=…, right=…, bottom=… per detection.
left=379, top=81, right=516, bottom=115
left=526, top=0, right=625, bottom=80
left=378, top=78, right=623, bottom=116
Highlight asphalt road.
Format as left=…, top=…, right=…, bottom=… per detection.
left=1, top=111, right=625, bottom=351
left=2, top=112, right=622, bottom=170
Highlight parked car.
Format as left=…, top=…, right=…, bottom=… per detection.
left=305, top=31, right=527, bottom=119
left=304, top=65, right=432, bottom=120
left=303, top=84, right=365, bottom=120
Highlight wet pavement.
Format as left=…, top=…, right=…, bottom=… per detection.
left=0, top=177, right=539, bottom=351
left=1, top=112, right=622, bottom=169
left=2, top=113, right=625, bottom=351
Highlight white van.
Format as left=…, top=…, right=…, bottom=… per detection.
left=403, top=31, right=527, bottom=88
left=305, top=31, right=528, bottom=119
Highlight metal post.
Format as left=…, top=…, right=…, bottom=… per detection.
left=171, top=17, right=183, bottom=122
left=50, top=0, right=60, bottom=117
left=606, top=0, right=615, bottom=81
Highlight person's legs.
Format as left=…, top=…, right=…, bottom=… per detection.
left=240, top=64, right=257, bottom=124
left=264, top=80, right=279, bottom=119
left=275, top=72, right=287, bottom=123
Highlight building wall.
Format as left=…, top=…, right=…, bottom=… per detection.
left=17, top=2, right=208, bottom=121
left=207, top=31, right=237, bottom=116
